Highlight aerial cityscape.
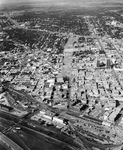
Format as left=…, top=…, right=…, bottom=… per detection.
left=1, top=0, right=123, bottom=150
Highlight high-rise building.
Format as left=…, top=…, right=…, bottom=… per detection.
left=107, top=59, right=111, bottom=69
left=97, top=60, right=100, bottom=68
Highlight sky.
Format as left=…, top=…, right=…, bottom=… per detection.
left=1, top=0, right=123, bottom=7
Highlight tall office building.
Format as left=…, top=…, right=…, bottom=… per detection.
left=97, top=60, right=100, bottom=68
left=107, top=59, right=111, bottom=69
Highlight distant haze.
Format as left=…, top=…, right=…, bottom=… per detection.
left=1, top=0, right=123, bottom=7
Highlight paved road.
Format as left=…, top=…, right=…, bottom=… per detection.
left=5, top=12, right=68, bottom=36
left=69, top=122, right=123, bottom=149
left=90, top=17, right=123, bottom=91
left=5, top=12, right=83, bottom=37
left=3, top=14, right=123, bottom=149
left=5, top=13, right=22, bottom=29
left=0, top=140, right=9, bottom=150
left=0, top=110, right=80, bottom=149
left=0, top=132, right=23, bottom=150
left=1, top=108, right=122, bottom=149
